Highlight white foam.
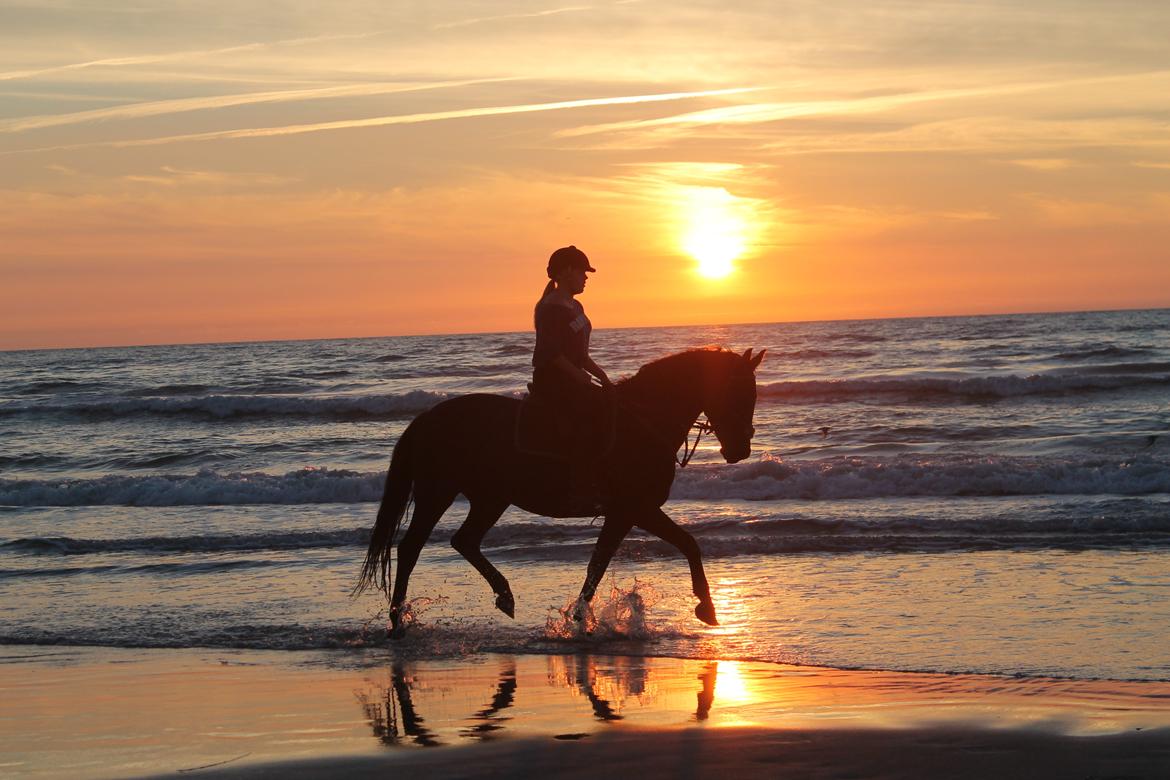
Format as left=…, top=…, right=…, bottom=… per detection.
left=0, top=467, right=384, bottom=507
left=760, top=372, right=1170, bottom=401
left=669, top=453, right=1170, bottom=500
left=2, top=453, right=1168, bottom=508
left=0, top=390, right=452, bottom=420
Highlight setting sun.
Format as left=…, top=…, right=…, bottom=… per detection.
left=681, top=187, right=749, bottom=279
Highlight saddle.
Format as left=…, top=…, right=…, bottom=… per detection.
left=514, top=383, right=617, bottom=462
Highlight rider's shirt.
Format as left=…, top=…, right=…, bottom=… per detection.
left=533, top=296, right=591, bottom=376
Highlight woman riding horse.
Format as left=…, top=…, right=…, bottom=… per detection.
left=531, top=246, right=613, bottom=499
left=356, top=250, right=765, bottom=634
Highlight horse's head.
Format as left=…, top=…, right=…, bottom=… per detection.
left=704, top=348, right=765, bottom=464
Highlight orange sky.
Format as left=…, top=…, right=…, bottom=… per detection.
left=3, top=1, right=1170, bottom=349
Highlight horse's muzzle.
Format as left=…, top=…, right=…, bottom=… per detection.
left=720, top=446, right=750, bottom=464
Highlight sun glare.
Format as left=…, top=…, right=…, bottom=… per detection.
left=680, top=187, right=749, bottom=279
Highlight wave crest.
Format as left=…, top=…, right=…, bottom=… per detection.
left=0, top=390, right=450, bottom=421
left=760, top=372, right=1170, bottom=402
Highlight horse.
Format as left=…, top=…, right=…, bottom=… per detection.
left=355, top=346, right=766, bottom=632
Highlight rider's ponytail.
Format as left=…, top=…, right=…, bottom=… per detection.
left=534, top=279, right=556, bottom=325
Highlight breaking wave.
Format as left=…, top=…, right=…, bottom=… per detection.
left=670, top=453, right=1170, bottom=500
left=3, top=453, right=1168, bottom=508
left=0, top=390, right=452, bottom=421
left=759, top=371, right=1170, bottom=402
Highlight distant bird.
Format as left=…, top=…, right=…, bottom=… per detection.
left=818, top=426, right=831, bottom=439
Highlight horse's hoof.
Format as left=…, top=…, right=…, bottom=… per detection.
left=695, top=601, right=718, bottom=626
left=496, top=591, right=515, bottom=619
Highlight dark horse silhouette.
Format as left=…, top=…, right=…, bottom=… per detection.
left=356, top=347, right=766, bottom=631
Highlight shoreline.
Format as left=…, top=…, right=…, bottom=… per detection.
left=4, top=645, right=1170, bottom=778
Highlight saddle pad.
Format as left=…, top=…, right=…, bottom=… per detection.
left=514, top=394, right=574, bottom=460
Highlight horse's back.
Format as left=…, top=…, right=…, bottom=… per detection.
left=410, top=393, right=520, bottom=452
left=426, top=392, right=520, bottom=423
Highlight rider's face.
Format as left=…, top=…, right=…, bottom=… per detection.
left=558, top=267, right=588, bottom=295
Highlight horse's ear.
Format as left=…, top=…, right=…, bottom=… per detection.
left=742, top=348, right=753, bottom=362
left=749, top=348, right=766, bottom=370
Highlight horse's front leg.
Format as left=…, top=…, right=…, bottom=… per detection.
left=635, top=507, right=717, bottom=626
left=573, top=514, right=633, bottom=622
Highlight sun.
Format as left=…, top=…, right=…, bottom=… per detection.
left=684, top=222, right=744, bottom=279
left=680, top=187, right=748, bottom=279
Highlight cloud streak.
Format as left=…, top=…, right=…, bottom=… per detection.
left=434, top=5, right=593, bottom=30
left=6, top=87, right=759, bottom=155
left=0, top=31, right=384, bottom=82
left=557, top=71, right=1170, bottom=139
left=0, top=78, right=518, bottom=133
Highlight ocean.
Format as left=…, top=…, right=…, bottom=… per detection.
left=2, top=309, right=1169, bottom=681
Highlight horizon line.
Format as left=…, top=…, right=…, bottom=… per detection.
left=4, top=304, right=1166, bottom=353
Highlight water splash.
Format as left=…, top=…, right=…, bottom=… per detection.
left=543, top=579, right=660, bottom=642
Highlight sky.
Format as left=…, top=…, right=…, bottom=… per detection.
left=2, top=0, right=1169, bottom=349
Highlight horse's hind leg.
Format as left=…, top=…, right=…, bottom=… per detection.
left=390, top=485, right=456, bottom=633
left=450, top=499, right=514, bottom=617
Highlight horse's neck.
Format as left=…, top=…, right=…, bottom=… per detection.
left=618, top=354, right=707, bottom=446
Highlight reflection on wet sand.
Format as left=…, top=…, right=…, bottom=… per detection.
left=548, top=654, right=655, bottom=721
left=357, top=655, right=732, bottom=745
left=354, top=662, right=441, bottom=747
left=461, top=660, right=517, bottom=740
left=350, top=651, right=1170, bottom=751
left=696, top=662, right=717, bottom=721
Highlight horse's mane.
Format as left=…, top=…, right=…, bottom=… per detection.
left=617, top=346, right=737, bottom=388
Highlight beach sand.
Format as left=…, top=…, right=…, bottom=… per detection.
left=3, top=647, right=1169, bottom=778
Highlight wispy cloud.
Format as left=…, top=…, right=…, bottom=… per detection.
left=0, top=78, right=518, bottom=133
left=0, top=31, right=384, bottom=82
left=6, top=87, right=758, bottom=155
left=1008, top=158, right=1077, bottom=171
left=434, top=5, right=593, bottom=30
left=557, top=71, right=1170, bottom=139
left=121, top=166, right=295, bottom=187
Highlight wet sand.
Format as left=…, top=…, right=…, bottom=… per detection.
left=2, top=647, right=1169, bottom=778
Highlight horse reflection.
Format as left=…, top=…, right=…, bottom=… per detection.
left=356, top=656, right=730, bottom=746
left=546, top=654, right=655, bottom=721
left=354, top=661, right=441, bottom=747
left=460, top=661, right=517, bottom=740
left=696, top=662, right=717, bottom=721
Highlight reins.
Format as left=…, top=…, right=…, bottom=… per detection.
left=677, top=419, right=713, bottom=468
left=607, top=384, right=713, bottom=469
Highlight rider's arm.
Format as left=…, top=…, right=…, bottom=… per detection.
left=583, top=355, right=612, bottom=388
left=553, top=354, right=593, bottom=385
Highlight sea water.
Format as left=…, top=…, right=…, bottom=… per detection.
left=2, top=310, right=1169, bottom=680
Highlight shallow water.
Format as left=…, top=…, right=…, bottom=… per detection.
left=2, top=310, right=1169, bottom=679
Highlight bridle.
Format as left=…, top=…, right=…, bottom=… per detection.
left=596, top=363, right=751, bottom=469
left=676, top=418, right=714, bottom=468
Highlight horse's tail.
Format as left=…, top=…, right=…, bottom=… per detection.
left=354, top=417, right=419, bottom=598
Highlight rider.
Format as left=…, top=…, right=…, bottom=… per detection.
left=532, top=246, right=614, bottom=497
